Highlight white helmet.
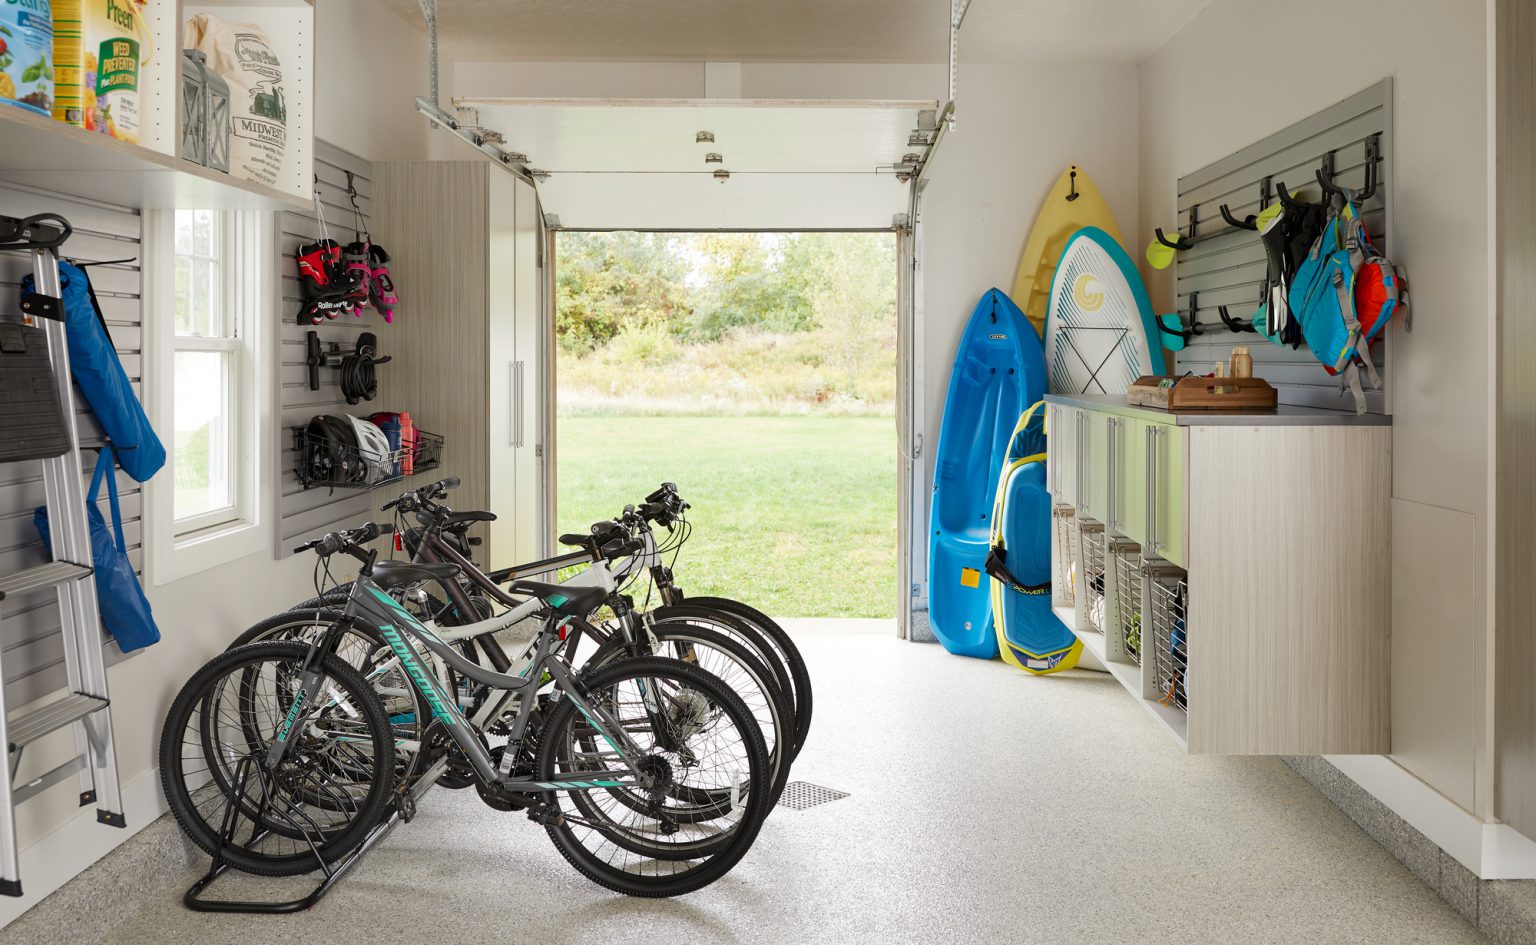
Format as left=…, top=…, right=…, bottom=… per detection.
left=346, top=415, right=395, bottom=481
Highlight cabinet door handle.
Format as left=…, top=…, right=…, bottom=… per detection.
left=1075, top=411, right=1086, bottom=513
left=1106, top=418, right=1118, bottom=531
left=1145, top=425, right=1160, bottom=555
left=511, top=360, right=525, bottom=447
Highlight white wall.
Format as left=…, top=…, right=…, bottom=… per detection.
left=1140, top=0, right=1493, bottom=821
left=315, top=0, right=439, bottom=163
left=0, top=0, right=439, bottom=926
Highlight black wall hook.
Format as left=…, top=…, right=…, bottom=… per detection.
left=1219, top=204, right=1258, bottom=231
left=1315, top=136, right=1380, bottom=203
left=1275, top=180, right=1310, bottom=208
left=1066, top=167, right=1080, bottom=202
left=1154, top=227, right=1194, bottom=251
left=1218, top=305, right=1257, bottom=333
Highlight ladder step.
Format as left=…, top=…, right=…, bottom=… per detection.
left=0, top=560, right=91, bottom=602
left=8, top=693, right=108, bottom=752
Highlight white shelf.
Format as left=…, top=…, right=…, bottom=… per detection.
left=0, top=0, right=314, bottom=211
left=1064, top=606, right=1187, bottom=750
left=0, top=105, right=309, bottom=210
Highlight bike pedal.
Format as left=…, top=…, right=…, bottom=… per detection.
left=525, top=804, right=564, bottom=827
left=396, top=789, right=418, bottom=823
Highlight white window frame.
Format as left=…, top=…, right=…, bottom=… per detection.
left=146, top=209, right=275, bottom=585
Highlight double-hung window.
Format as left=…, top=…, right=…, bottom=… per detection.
left=150, top=209, right=272, bottom=583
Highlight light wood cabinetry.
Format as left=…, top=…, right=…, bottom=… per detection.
left=1045, top=395, right=1391, bottom=755
left=373, top=162, right=547, bottom=568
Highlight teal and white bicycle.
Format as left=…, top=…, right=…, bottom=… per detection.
left=159, top=522, right=772, bottom=897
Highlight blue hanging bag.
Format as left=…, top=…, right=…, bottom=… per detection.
left=21, top=261, right=165, bottom=482
left=34, top=450, right=160, bottom=653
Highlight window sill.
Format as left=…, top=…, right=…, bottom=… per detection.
left=150, top=518, right=267, bottom=586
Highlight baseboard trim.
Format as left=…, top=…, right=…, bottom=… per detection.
left=1325, top=754, right=1536, bottom=879
left=0, top=765, right=196, bottom=936
left=1286, top=755, right=1536, bottom=944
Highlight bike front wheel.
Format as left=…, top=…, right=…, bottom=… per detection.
left=159, top=641, right=397, bottom=877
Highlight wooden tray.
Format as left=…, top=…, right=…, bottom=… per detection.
left=1126, top=375, right=1278, bottom=411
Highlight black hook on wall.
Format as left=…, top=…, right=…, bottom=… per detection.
left=1154, top=203, right=1199, bottom=251
left=1218, top=305, right=1257, bottom=333
left=1218, top=204, right=1258, bottom=231
left=1066, top=167, right=1080, bottom=202
left=1315, top=134, right=1381, bottom=202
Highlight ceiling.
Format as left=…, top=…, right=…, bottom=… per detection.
left=387, top=0, right=1215, bottom=66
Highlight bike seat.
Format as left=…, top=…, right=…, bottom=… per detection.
left=509, top=580, right=607, bottom=618
left=445, top=510, right=496, bottom=525
left=371, top=560, right=462, bottom=590
left=559, top=532, right=594, bottom=549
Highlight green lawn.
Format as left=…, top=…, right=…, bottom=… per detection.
left=555, top=415, right=897, bottom=618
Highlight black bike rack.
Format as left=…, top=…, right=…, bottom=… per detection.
left=184, top=755, right=440, bottom=913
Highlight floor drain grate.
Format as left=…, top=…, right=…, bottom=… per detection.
left=777, top=781, right=850, bottom=810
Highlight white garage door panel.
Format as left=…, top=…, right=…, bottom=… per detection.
left=454, top=98, right=937, bottom=173
left=539, top=172, right=908, bottom=230
left=449, top=97, right=934, bottom=230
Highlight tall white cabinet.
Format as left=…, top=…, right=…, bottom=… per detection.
left=487, top=171, right=547, bottom=570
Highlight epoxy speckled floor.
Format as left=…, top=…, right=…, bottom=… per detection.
left=84, top=633, right=1483, bottom=945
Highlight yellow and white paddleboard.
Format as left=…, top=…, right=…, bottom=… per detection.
left=1011, top=165, right=1124, bottom=338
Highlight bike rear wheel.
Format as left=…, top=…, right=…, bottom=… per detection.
left=657, top=598, right=813, bottom=759
left=537, top=657, right=770, bottom=897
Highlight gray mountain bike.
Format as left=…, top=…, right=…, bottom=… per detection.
left=159, top=522, right=772, bottom=897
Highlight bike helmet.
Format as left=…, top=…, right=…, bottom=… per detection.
left=301, top=414, right=364, bottom=486
left=346, top=415, right=394, bottom=483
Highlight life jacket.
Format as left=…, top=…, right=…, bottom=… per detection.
left=1288, top=198, right=1409, bottom=413
left=985, top=401, right=1048, bottom=598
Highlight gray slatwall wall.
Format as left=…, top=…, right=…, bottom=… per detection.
left=0, top=184, right=141, bottom=707
left=1173, top=81, right=1392, bottom=414
left=275, top=142, right=388, bottom=556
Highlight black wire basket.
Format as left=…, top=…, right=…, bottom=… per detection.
left=292, top=427, right=444, bottom=490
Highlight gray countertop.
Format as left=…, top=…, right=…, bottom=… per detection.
left=1043, top=393, right=1394, bottom=427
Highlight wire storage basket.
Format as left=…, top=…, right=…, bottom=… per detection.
left=292, top=426, right=444, bottom=490
left=1110, top=540, right=1143, bottom=665
left=1053, top=505, right=1077, bottom=608
left=1148, top=566, right=1189, bottom=713
left=1080, top=521, right=1106, bottom=632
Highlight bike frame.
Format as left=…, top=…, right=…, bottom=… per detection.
left=271, top=573, right=655, bottom=795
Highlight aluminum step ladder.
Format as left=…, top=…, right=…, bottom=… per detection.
left=0, top=214, right=125, bottom=898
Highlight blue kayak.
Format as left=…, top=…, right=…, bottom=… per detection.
left=928, top=289, right=1046, bottom=658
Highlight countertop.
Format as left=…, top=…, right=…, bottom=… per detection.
left=1043, top=393, right=1394, bottom=427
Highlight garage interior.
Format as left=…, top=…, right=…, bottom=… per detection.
left=1, top=1, right=1534, bottom=943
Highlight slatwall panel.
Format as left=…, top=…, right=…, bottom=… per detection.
left=1173, top=81, right=1392, bottom=414
left=275, top=141, right=391, bottom=556
left=0, top=184, right=141, bottom=707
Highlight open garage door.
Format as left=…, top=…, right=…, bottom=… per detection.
left=418, top=95, right=941, bottom=637
left=441, top=97, right=938, bottom=230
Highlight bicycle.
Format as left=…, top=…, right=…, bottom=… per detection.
left=247, top=479, right=800, bottom=798
left=160, top=522, right=773, bottom=897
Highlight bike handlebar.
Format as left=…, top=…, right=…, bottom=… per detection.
left=379, top=476, right=460, bottom=513
left=293, top=521, right=395, bottom=557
